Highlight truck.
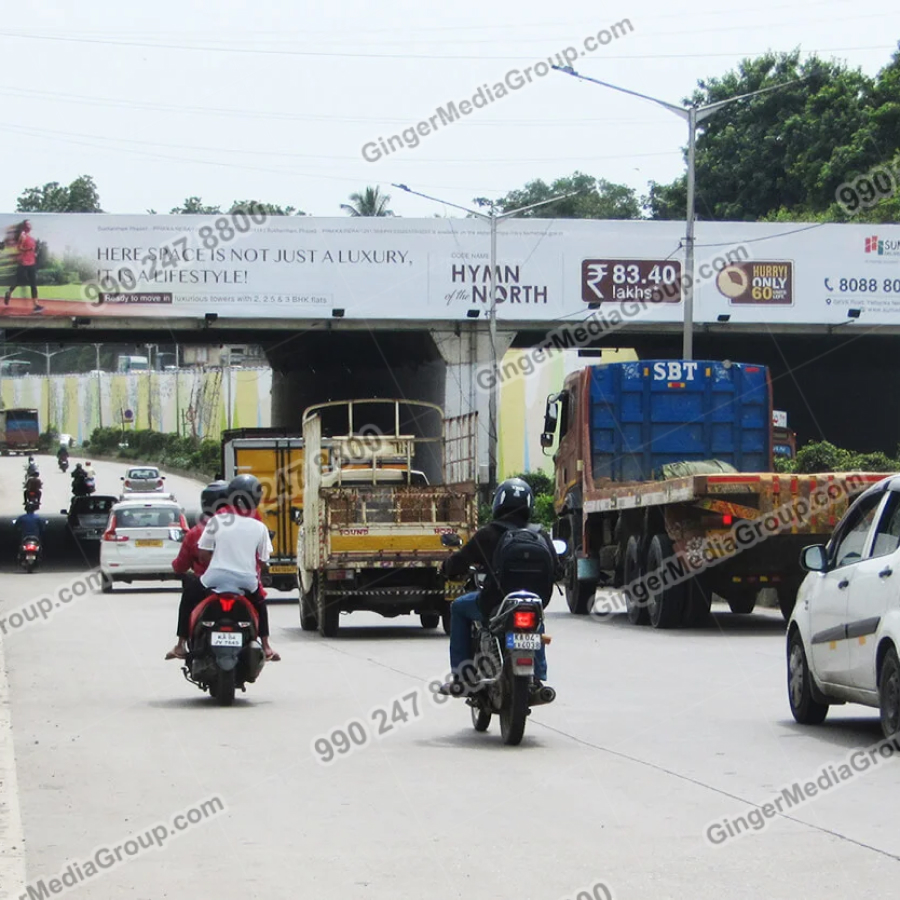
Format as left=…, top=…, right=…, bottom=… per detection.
left=0, top=408, right=40, bottom=454
left=219, top=428, right=305, bottom=593
left=297, top=399, right=478, bottom=637
left=773, top=409, right=797, bottom=462
left=541, top=360, right=886, bottom=626
left=117, top=355, right=148, bottom=373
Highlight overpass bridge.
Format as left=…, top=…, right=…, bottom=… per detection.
left=1, top=213, right=898, bottom=466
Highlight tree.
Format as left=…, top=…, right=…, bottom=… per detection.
left=476, top=172, right=641, bottom=219
left=228, top=200, right=306, bottom=216
left=341, top=186, right=393, bottom=217
left=170, top=197, right=221, bottom=215
left=16, top=175, right=103, bottom=213
left=645, top=51, right=880, bottom=222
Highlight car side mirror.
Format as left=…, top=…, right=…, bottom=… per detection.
left=441, top=533, right=463, bottom=547
left=801, top=544, right=828, bottom=573
left=120, top=476, right=124, bottom=481
left=60, top=509, right=67, bottom=515
left=540, top=432, right=554, bottom=449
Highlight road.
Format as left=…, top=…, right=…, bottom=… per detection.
left=0, top=454, right=898, bottom=899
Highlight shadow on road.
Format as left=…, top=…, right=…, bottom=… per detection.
left=776, top=716, right=888, bottom=752
left=282, top=624, right=448, bottom=642
left=553, top=608, right=787, bottom=637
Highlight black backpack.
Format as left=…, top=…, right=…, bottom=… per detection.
left=489, top=521, right=556, bottom=605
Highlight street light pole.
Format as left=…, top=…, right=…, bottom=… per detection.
left=552, top=66, right=804, bottom=360
left=392, top=183, right=578, bottom=492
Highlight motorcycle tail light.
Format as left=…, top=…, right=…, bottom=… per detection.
left=513, top=610, right=537, bottom=629
left=219, top=597, right=236, bottom=612
left=515, top=658, right=532, bottom=666
left=218, top=626, right=234, bottom=632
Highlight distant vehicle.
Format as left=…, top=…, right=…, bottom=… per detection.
left=121, top=466, right=166, bottom=494
left=58, top=433, right=73, bottom=447
left=117, top=355, right=149, bottom=373
left=99, top=499, right=187, bottom=593
left=63, top=495, right=118, bottom=542
left=0, top=408, right=39, bottom=455
left=773, top=409, right=797, bottom=461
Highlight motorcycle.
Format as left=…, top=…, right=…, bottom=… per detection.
left=441, top=533, right=567, bottom=746
left=58, top=457, right=69, bottom=472
left=180, top=589, right=266, bottom=706
left=23, top=489, right=41, bottom=510
left=72, top=476, right=95, bottom=497
left=18, top=536, right=42, bottom=573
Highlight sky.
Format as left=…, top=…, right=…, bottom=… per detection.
left=0, top=0, right=897, bottom=218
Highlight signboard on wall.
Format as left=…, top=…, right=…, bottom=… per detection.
left=0, top=214, right=897, bottom=325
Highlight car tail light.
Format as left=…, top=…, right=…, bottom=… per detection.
left=157, top=479, right=164, bottom=488
left=124, top=480, right=131, bottom=488
left=102, top=515, right=129, bottom=542
left=513, top=610, right=537, bottom=630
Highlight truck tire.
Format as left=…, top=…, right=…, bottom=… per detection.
left=565, top=559, right=595, bottom=615
left=420, top=613, right=440, bottom=629
left=624, top=535, right=647, bottom=625
left=728, top=592, right=756, bottom=615
left=300, top=577, right=318, bottom=632
left=777, top=583, right=799, bottom=621
left=317, top=591, right=340, bottom=638
left=645, top=534, right=684, bottom=629
left=682, top=579, right=711, bottom=627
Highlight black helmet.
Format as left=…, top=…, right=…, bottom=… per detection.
left=228, top=474, right=263, bottom=512
left=200, top=480, right=230, bottom=516
left=491, top=477, right=534, bottom=520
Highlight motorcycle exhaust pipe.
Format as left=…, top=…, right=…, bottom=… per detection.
left=530, top=685, right=557, bottom=706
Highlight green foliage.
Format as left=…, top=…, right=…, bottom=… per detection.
left=228, top=200, right=306, bottom=216
left=478, top=171, right=641, bottom=220
left=37, top=428, right=59, bottom=452
left=786, top=440, right=900, bottom=474
left=83, top=427, right=219, bottom=477
left=533, top=494, right=556, bottom=530
left=17, top=176, right=103, bottom=213
left=170, top=197, right=221, bottom=215
left=512, top=470, right=554, bottom=496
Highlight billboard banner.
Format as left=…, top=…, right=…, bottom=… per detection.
left=0, top=213, right=898, bottom=325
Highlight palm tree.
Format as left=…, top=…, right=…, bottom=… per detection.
left=341, top=186, right=393, bottom=217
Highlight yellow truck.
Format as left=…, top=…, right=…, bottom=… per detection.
left=219, top=428, right=304, bottom=594
left=297, top=399, right=478, bottom=637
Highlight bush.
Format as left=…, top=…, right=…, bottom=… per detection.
left=790, top=440, right=900, bottom=474
left=83, top=427, right=219, bottom=478
left=38, top=428, right=59, bottom=452
left=512, top=470, right=554, bottom=497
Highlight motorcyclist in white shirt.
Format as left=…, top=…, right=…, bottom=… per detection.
left=196, top=474, right=281, bottom=661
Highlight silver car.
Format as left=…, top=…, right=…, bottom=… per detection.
left=121, top=466, right=166, bottom=494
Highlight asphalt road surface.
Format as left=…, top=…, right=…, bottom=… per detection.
left=1, top=455, right=899, bottom=900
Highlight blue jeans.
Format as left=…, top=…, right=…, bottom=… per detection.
left=449, top=591, right=547, bottom=681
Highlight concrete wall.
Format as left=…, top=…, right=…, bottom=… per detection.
left=0, top=368, right=273, bottom=443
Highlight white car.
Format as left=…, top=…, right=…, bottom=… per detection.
left=99, top=499, right=187, bottom=593
left=121, top=466, right=167, bottom=494
left=788, top=474, right=900, bottom=739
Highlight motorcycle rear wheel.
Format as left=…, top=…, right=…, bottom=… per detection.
left=214, top=669, right=236, bottom=706
left=499, top=668, right=530, bottom=746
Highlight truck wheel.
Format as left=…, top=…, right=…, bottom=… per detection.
left=645, top=534, right=684, bottom=629
left=728, top=593, right=756, bottom=615
left=788, top=630, right=828, bottom=725
left=777, top=584, right=799, bottom=621
left=317, top=591, right=340, bottom=638
left=420, top=613, right=440, bottom=629
left=565, top=559, right=594, bottom=615
left=300, top=578, right=318, bottom=632
left=623, top=535, right=647, bottom=625
left=682, top=579, right=711, bottom=627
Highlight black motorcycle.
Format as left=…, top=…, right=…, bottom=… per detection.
left=58, top=457, right=69, bottom=473
left=180, top=591, right=266, bottom=706
left=441, top=534, right=566, bottom=746
left=71, top=475, right=95, bottom=498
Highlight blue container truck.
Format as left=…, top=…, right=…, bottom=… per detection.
left=541, top=360, right=883, bottom=627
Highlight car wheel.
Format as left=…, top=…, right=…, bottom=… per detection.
left=623, top=534, right=647, bottom=625
left=101, top=574, right=113, bottom=594
left=787, top=630, right=829, bottom=725
left=879, top=647, right=900, bottom=740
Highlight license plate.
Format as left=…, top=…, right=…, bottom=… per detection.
left=135, top=539, right=164, bottom=547
left=25, top=555, right=35, bottom=561
left=268, top=565, right=295, bottom=574
left=505, top=633, right=542, bottom=650
left=210, top=631, right=243, bottom=648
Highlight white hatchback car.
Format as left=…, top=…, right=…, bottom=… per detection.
left=788, top=474, right=900, bottom=738
left=99, top=499, right=187, bottom=593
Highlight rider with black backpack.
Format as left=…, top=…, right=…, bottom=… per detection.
left=439, top=477, right=560, bottom=697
